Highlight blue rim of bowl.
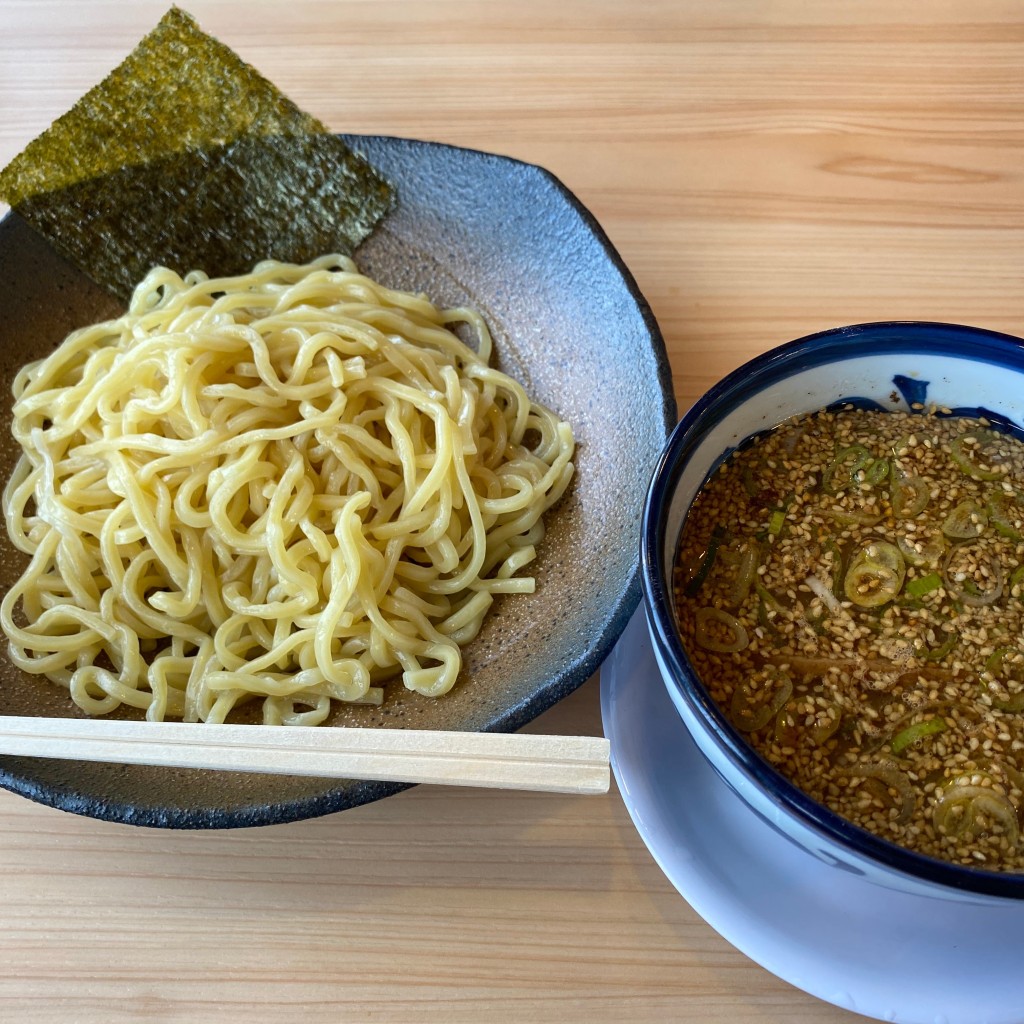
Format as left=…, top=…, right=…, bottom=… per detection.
left=642, top=320, right=1024, bottom=900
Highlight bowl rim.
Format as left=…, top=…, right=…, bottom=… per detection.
left=642, top=319, right=1024, bottom=900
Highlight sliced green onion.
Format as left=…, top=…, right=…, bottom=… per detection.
left=844, top=541, right=906, bottom=608
left=982, top=647, right=1024, bottom=712
left=695, top=607, right=749, bottom=653
left=941, top=500, right=988, bottom=540
left=730, top=666, right=792, bottom=731
left=823, top=444, right=873, bottom=494
left=891, top=717, right=946, bottom=755
left=684, top=524, right=726, bottom=597
left=768, top=509, right=786, bottom=536
left=905, top=572, right=943, bottom=599
left=950, top=429, right=1005, bottom=481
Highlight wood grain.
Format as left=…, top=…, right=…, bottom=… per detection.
left=0, top=719, right=610, bottom=794
left=2, top=1, right=1023, bottom=1020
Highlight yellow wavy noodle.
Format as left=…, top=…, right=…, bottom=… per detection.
left=1, top=256, right=575, bottom=725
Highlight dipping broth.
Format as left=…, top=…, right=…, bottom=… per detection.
left=674, top=407, right=1024, bottom=871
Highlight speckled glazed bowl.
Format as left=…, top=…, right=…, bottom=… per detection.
left=642, top=321, right=1024, bottom=903
left=0, top=136, right=675, bottom=827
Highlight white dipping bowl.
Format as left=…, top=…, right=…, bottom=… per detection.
left=641, top=321, right=1024, bottom=903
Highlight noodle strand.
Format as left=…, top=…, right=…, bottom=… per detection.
left=2, top=255, right=575, bottom=725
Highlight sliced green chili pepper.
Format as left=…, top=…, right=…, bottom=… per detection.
left=826, top=506, right=883, bottom=526
left=917, top=630, right=957, bottom=662
left=721, top=540, right=760, bottom=608
left=1012, top=564, right=1024, bottom=598
left=844, top=541, right=906, bottom=608
left=897, top=530, right=944, bottom=568
left=695, top=607, right=749, bottom=653
left=865, top=457, right=890, bottom=486
left=869, top=540, right=905, bottom=571
left=988, top=490, right=1024, bottom=542
left=933, top=774, right=1019, bottom=848
left=950, top=429, right=1005, bottom=481
left=891, top=717, right=946, bottom=755
left=684, top=524, right=726, bottom=597
left=891, top=430, right=940, bottom=460
left=823, top=444, right=873, bottom=494
left=942, top=545, right=1003, bottom=607
left=752, top=580, right=783, bottom=638
left=983, top=647, right=1024, bottom=712
left=825, top=538, right=845, bottom=596
left=773, top=706, right=799, bottom=747
left=890, top=465, right=930, bottom=518
left=840, top=760, right=916, bottom=823
left=810, top=704, right=843, bottom=745
left=730, top=666, right=792, bottom=732
left=941, top=500, right=988, bottom=540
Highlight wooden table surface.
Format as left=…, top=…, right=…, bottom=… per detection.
left=1, top=2, right=1022, bottom=1021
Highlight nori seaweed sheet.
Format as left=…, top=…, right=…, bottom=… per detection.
left=0, top=7, right=393, bottom=300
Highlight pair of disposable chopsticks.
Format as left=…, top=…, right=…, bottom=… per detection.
left=0, top=717, right=610, bottom=795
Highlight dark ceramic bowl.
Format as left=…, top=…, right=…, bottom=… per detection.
left=0, top=136, right=675, bottom=827
left=642, top=321, right=1024, bottom=903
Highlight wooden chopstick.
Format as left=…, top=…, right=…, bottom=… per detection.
left=0, top=717, right=610, bottom=795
